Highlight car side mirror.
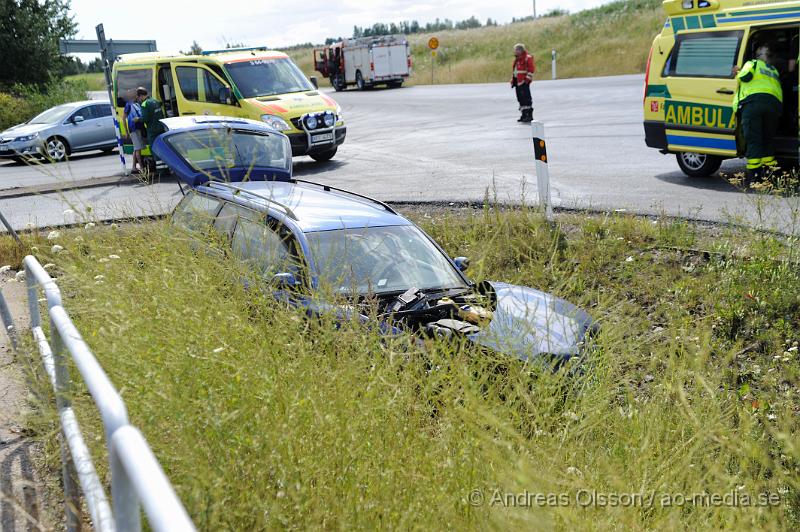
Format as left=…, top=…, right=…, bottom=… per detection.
left=272, top=272, right=298, bottom=288
left=454, top=257, right=470, bottom=272
left=71, top=115, right=85, bottom=124
left=309, top=76, right=319, bottom=89
left=218, top=86, right=232, bottom=104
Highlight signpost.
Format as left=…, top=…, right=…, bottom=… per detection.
left=428, top=37, right=439, bottom=85
left=59, top=26, right=157, bottom=176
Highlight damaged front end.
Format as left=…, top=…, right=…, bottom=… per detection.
left=370, top=281, right=596, bottom=365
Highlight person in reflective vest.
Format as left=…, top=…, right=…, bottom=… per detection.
left=511, top=43, right=535, bottom=123
left=733, top=45, right=783, bottom=179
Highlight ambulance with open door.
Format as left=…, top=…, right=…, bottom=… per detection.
left=644, top=0, right=800, bottom=176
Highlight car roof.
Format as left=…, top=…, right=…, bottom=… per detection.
left=51, top=100, right=110, bottom=109
left=199, top=180, right=411, bottom=233
left=160, top=116, right=278, bottom=133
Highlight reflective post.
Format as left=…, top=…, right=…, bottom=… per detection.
left=531, top=121, right=553, bottom=221
left=551, top=49, right=557, bottom=80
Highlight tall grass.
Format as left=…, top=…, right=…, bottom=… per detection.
left=285, top=0, right=664, bottom=86
left=17, top=205, right=799, bottom=529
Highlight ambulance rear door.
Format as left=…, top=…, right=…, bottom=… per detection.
left=661, top=29, right=747, bottom=158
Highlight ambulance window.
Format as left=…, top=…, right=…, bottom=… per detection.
left=176, top=67, right=200, bottom=100
left=669, top=31, right=743, bottom=78
left=116, top=69, right=152, bottom=107
left=176, top=66, right=227, bottom=104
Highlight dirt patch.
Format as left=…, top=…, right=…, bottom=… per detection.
left=0, top=275, right=58, bottom=531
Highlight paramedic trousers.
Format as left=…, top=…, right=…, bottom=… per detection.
left=740, top=93, right=782, bottom=171
left=515, top=82, right=532, bottom=111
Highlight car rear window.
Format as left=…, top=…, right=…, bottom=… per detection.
left=172, top=191, right=221, bottom=232
left=667, top=31, right=742, bottom=78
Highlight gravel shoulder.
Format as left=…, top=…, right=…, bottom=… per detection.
left=0, top=276, right=58, bottom=531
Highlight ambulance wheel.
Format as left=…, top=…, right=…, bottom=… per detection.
left=388, top=80, right=403, bottom=89
left=676, top=152, right=722, bottom=177
left=309, top=147, right=337, bottom=162
left=356, top=70, right=366, bottom=91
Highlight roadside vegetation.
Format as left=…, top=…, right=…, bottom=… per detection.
left=64, top=72, right=106, bottom=91
left=0, top=79, right=90, bottom=131
left=285, top=0, right=664, bottom=86
left=6, top=203, right=798, bottom=529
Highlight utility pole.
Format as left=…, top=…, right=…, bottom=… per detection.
left=533, top=0, right=537, bottom=19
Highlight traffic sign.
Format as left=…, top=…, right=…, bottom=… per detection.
left=428, top=37, right=439, bottom=50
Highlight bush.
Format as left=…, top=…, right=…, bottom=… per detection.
left=0, top=78, right=89, bottom=131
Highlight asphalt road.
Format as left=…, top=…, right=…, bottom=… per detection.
left=1, top=74, right=798, bottom=233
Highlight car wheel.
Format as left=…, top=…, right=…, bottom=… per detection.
left=675, top=152, right=722, bottom=177
left=332, top=73, right=345, bottom=92
left=356, top=70, right=366, bottom=91
left=45, top=136, right=69, bottom=162
left=309, top=147, right=337, bottom=162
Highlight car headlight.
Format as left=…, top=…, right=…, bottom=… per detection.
left=323, top=112, right=335, bottom=128
left=335, top=105, right=344, bottom=122
left=305, top=115, right=319, bottom=130
left=260, top=115, right=290, bottom=131
left=14, top=132, right=39, bottom=142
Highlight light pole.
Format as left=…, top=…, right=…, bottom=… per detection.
left=533, top=0, right=537, bottom=18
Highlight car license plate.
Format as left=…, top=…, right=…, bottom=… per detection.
left=311, top=133, right=334, bottom=144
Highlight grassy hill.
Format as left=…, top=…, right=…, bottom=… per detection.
left=283, top=0, right=664, bottom=86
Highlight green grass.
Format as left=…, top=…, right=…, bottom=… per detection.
left=65, top=72, right=106, bottom=91
left=13, top=204, right=799, bottom=530
left=284, top=0, right=664, bottom=86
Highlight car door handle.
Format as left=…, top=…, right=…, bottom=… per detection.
left=716, top=88, right=734, bottom=95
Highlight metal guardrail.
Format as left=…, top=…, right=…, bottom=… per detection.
left=0, top=255, right=196, bottom=532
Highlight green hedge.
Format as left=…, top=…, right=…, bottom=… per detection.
left=0, top=78, right=90, bottom=131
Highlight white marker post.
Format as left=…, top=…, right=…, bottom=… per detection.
left=551, top=49, right=557, bottom=80
left=96, top=24, right=129, bottom=176
left=531, top=120, right=553, bottom=221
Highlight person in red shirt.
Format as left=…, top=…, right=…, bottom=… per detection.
left=511, top=43, right=536, bottom=123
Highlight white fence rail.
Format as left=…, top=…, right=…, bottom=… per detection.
left=0, top=255, right=196, bottom=532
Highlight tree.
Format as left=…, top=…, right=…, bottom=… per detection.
left=0, top=0, right=76, bottom=87
left=180, top=40, right=205, bottom=54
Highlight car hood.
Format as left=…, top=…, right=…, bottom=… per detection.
left=1, top=123, right=51, bottom=138
left=246, top=91, right=338, bottom=117
left=469, top=281, right=595, bottom=362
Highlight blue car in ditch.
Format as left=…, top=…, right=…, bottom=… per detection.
left=153, top=116, right=595, bottom=364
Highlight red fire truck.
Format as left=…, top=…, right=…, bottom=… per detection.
left=314, top=35, right=412, bottom=91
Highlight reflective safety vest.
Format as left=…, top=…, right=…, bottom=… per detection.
left=513, top=52, right=535, bottom=84
left=733, top=59, right=782, bottom=110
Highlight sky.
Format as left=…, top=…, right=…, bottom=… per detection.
left=67, top=0, right=612, bottom=55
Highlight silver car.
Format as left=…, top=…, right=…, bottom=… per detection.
left=0, top=100, right=117, bottom=162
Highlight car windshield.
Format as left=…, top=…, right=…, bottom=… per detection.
left=163, top=128, right=291, bottom=173
left=306, top=225, right=468, bottom=295
left=225, top=58, right=314, bottom=98
left=28, top=104, right=74, bottom=124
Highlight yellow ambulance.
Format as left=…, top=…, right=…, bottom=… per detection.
left=644, top=0, right=799, bottom=176
left=112, top=47, right=345, bottom=162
